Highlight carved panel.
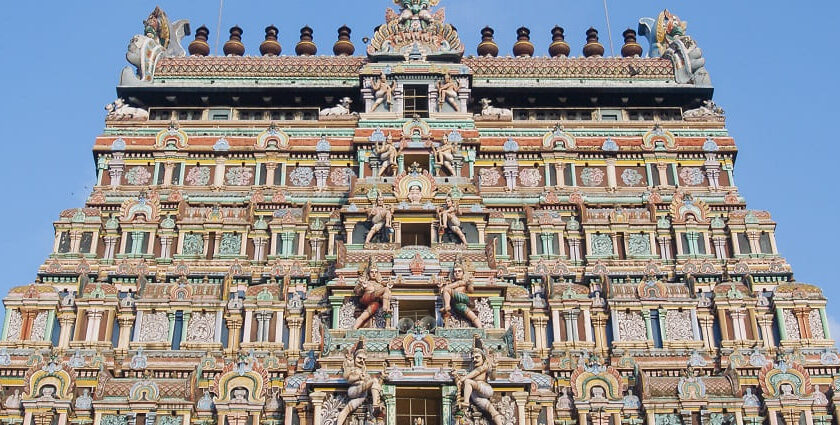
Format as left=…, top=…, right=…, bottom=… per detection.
left=665, top=311, right=693, bottom=341
left=140, top=312, right=170, bottom=342
left=616, top=311, right=647, bottom=341
left=783, top=309, right=801, bottom=339
left=186, top=312, right=216, bottom=343
left=808, top=309, right=824, bottom=339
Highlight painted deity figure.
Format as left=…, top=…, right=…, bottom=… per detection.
left=395, top=0, right=439, bottom=24
left=453, top=337, right=504, bottom=425
left=432, top=136, right=457, bottom=176
left=365, top=194, right=394, bottom=244
left=438, top=260, right=482, bottom=328
left=437, top=74, right=461, bottom=112
left=337, top=340, right=384, bottom=425
left=374, top=135, right=403, bottom=177
left=371, top=74, right=395, bottom=112
left=354, top=258, right=393, bottom=329
left=143, top=7, right=169, bottom=47
left=437, top=196, right=468, bottom=244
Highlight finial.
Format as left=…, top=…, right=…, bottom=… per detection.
left=583, top=27, right=604, bottom=58
left=260, top=25, right=282, bottom=56
left=477, top=26, right=499, bottom=57
left=188, top=25, right=210, bottom=56
left=296, top=26, right=317, bottom=56
left=513, top=27, right=534, bottom=57
left=621, top=28, right=642, bottom=57
left=333, top=25, right=355, bottom=56
left=549, top=26, right=570, bottom=58
left=223, top=26, right=245, bottom=56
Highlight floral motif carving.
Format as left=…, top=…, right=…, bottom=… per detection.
left=621, top=169, right=643, bottom=186
left=289, top=167, right=314, bottom=186
left=679, top=167, right=705, bottom=186
left=616, top=311, right=647, bottom=341
left=665, top=311, right=693, bottom=341
left=125, top=167, right=152, bottom=185
left=219, top=233, right=241, bottom=255
left=580, top=167, right=605, bottom=187
left=627, top=234, right=651, bottom=256
left=6, top=310, right=21, bottom=341
left=330, top=168, right=354, bottom=186
left=518, top=168, right=542, bottom=187
left=590, top=234, right=613, bottom=256
left=808, top=309, right=824, bottom=339
left=783, top=309, right=801, bottom=339
left=479, top=168, right=501, bottom=186
left=29, top=311, right=48, bottom=341
left=186, top=312, right=216, bottom=343
left=140, top=312, right=170, bottom=342
left=182, top=234, right=204, bottom=255
left=186, top=167, right=210, bottom=186
left=225, top=167, right=253, bottom=186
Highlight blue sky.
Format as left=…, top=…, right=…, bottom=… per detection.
left=0, top=1, right=837, bottom=344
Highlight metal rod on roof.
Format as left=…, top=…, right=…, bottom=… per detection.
left=602, top=0, right=616, bottom=57
left=214, top=0, right=225, bottom=56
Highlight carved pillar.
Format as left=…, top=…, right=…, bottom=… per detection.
left=57, top=311, right=75, bottom=349
left=310, top=391, right=327, bottom=425
left=225, top=309, right=243, bottom=354
left=287, top=315, right=303, bottom=356
left=214, top=157, right=226, bottom=187
left=591, top=312, right=608, bottom=354
left=162, top=162, right=176, bottom=187
left=512, top=392, right=528, bottom=425
left=117, top=312, right=134, bottom=350
left=264, top=162, right=277, bottom=186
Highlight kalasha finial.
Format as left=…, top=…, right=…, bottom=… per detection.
left=333, top=25, right=355, bottom=56
left=621, top=28, right=643, bottom=57
left=582, top=27, right=604, bottom=58
left=548, top=26, right=570, bottom=58
left=513, top=27, right=534, bottom=57
left=223, top=26, right=245, bottom=56
left=296, top=26, right=317, bottom=56
left=477, top=26, right=499, bottom=57
left=189, top=25, right=210, bottom=56
left=260, top=25, right=282, bottom=56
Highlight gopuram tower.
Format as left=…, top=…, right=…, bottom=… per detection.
left=1, top=3, right=836, bottom=425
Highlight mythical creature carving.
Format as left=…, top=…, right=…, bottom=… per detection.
left=121, top=7, right=190, bottom=86
left=639, top=10, right=710, bottom=85
left=453, top=336, right=504, bottom=425
left=337, top=339, right=384, bottom=425
left=365, top=194, right=394, bottom=244
left=438, top=259, right=482, bottom=328
left=437, top=196, right=467, bottom=244
left=354, top=258, right=393, bottom=329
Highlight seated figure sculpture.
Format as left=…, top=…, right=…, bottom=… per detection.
left=438, top=259, right=482, bottom=328
left=453, top=336, right=504, bottom=425
left=354, top=257, right=393, bottom=329
left=337, top=339, right=384, bottom=425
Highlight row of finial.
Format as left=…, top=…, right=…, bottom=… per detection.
left=188, top=25, right=353, bottom=57
left=189, top=25, right=643, bottom=58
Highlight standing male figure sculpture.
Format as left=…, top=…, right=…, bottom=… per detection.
left=337, top=338, right=385, bottom=425
left=453, top=336, right=504, bottom=425
left=354, top=257, right=393, bottom=329
left=365, top=194, right=394, bottom=244
left=437, top=259, right=482, bottom=328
